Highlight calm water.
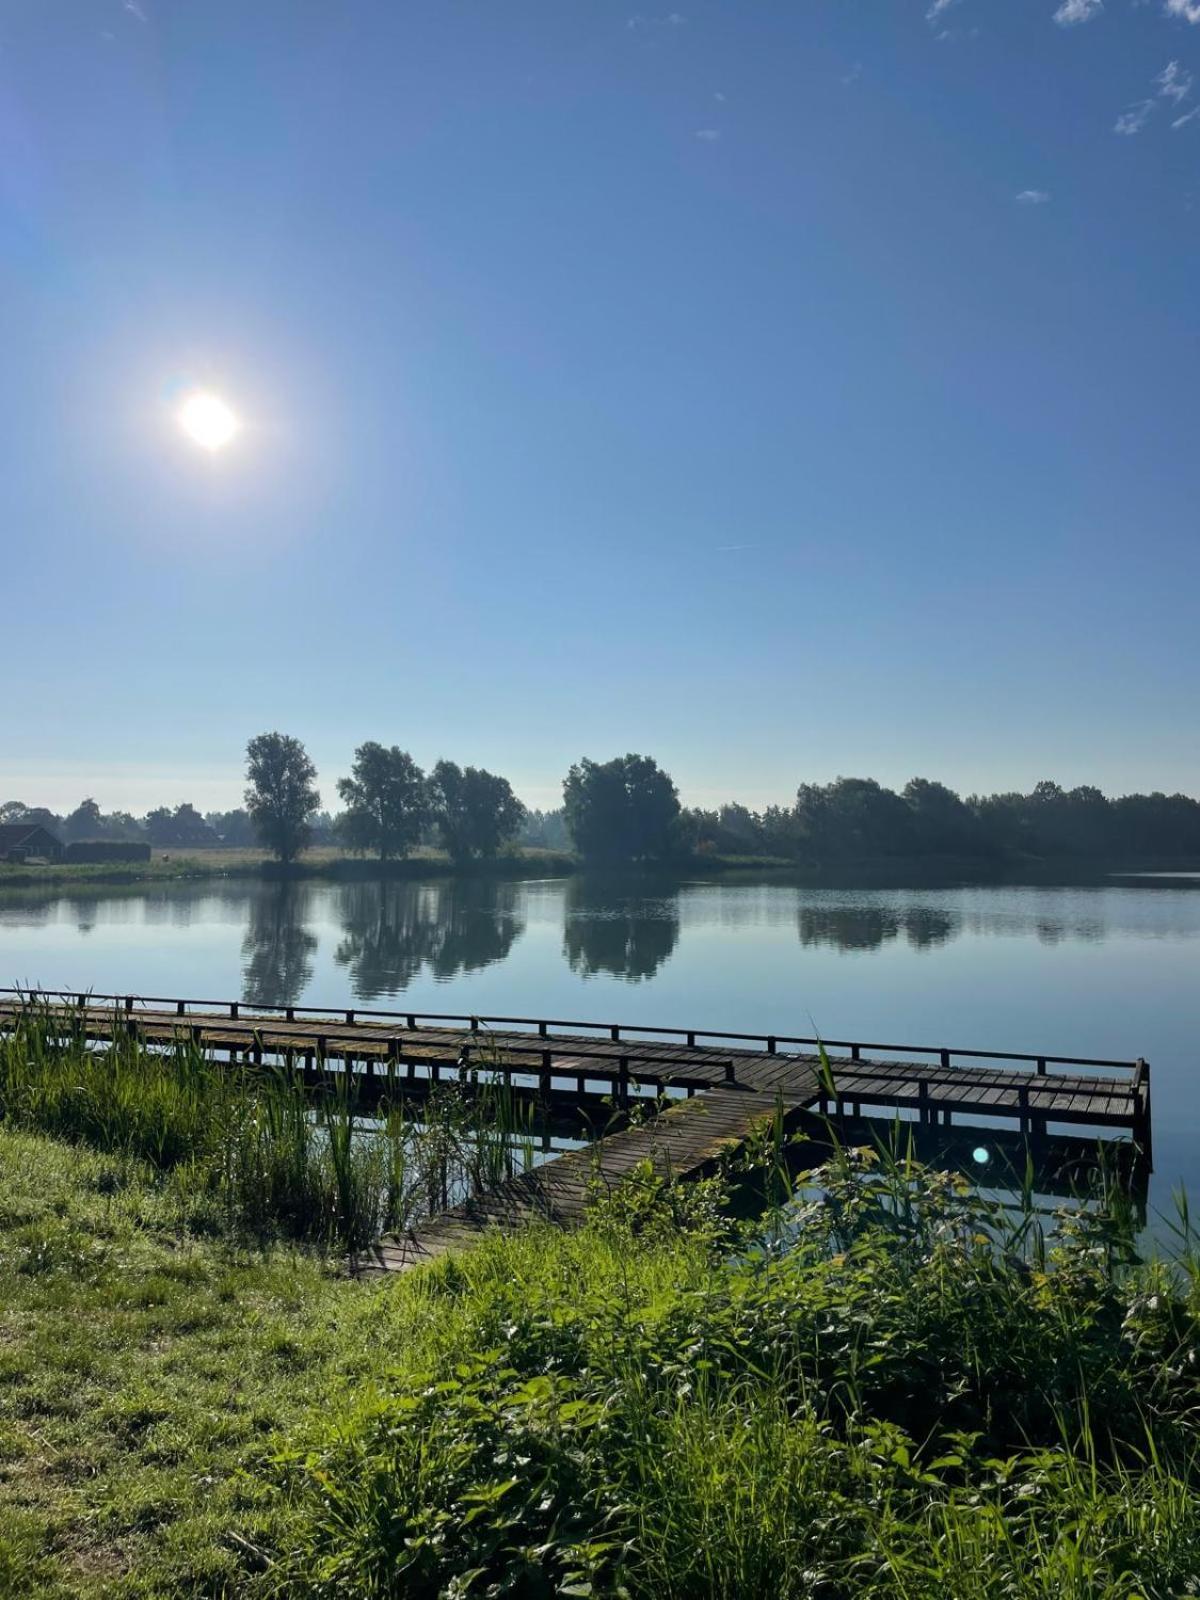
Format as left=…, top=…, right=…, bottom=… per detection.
left=2, top=871, right=1197, bottom=1206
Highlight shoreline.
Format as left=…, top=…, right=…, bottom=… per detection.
left=2, top=846, right=1200, bottom=894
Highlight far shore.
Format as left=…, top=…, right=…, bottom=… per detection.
left=3, top=846, right=1200, bottom=893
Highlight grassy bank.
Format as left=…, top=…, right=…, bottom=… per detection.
left=0, top=847, right=579, bottom=892
left=3, top=1025, right=1200, bottom=1595
left=0, top=1019, right=536, bottom=1253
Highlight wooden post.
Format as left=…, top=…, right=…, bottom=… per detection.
left=610, top=1024, right=621, bottom=1042
left=918, top=1079, right=929, bottom=1125
left=618, top=1056, right=630, bottom=1106
left=1135, top=1058, right=1153, bottom=1169
left=939, top=1049, right=950, bottom=1071
left=1018, top=1082, right=1030, bottom=1137
left=766, top=1036, right=777, bottom=1055
left=540, top=1050, right=552, bottom=1102
left=345, top=1009, right=355, bottom=1025
left=230, top=1002, right=239, bottom=1019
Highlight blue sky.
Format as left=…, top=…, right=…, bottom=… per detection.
left=2, top=0, right=1198, bottom=815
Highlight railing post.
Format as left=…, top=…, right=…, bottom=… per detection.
left=345, top=1009, right=355, bottom=1025
left=618, top=1056, right=630, bottom=1105
left=1136, top=1058, right=1153, bottom=1169
left=540, top=1049, right=552, bottom=1102
left=610, top=1024, right=621, bottom=1042
left=851, top=1044, right=861, bottom=1062
left=407, top=1014, right=417, bottom=1030
left=939, top=1049, right=950, bottom=1071
left=230, top=1002, right=238, bottom=1020
left=918, top=1079, right=929, bottom=1124
left=766, top=1036, right=777, bottom=1055
left=724, top=1058, right=736, bottom=1084
left=1036, top=1057, right=1047, bottom=1076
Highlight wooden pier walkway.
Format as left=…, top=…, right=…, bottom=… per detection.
left=0, top=989, right=1152, bottom=1272
left=356, top=1071, right=821, bottom=1274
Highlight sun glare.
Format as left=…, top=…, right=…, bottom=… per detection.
left=178, top=391, right=240, bottom=452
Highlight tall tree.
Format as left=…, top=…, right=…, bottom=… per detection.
left=562, top=754, right=680, bottom=862
left=335, top=743, right=427, bottom=861
left=244, top=732, right=320, bottom=864
left=62, top=798, right=105, bottom=842
left=429, top=761, right=526, bottom=863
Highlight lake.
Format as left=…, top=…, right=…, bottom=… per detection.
left=2, top=870, right=1197, bottom=1210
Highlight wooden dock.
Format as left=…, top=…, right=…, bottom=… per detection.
left=356, top=1072, right=821, bottom=1274
left=0, top=989, right=1152, bottom=1271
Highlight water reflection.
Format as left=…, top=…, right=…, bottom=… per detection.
left=797, top=906, right=955, bottom=953
left=334, top=879, right=525, bottom=1000
left=563, top=875, right=680, bottom=982
left=242, top=885, right=318, bottom=1006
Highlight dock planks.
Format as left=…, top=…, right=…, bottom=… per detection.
left=0, top=991, right=1151, bottom=1274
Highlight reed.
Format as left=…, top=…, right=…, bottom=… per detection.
left=0, top=1007, right=537, bottom=1251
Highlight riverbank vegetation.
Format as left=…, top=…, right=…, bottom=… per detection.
left=3, top=1021, right=1200, bottom=1595
left=0, top=1016, right=536, bottom=1252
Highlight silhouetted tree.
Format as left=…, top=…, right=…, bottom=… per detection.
left=144, top=804, right=216, bottom=848
left=335, top=743, right=427, bottom=860
left=429, top=761, right=525, bottom=862
left=562, top=754, right=680, bottom=862
left=244, top=732, right=320, bottom=865
left=518, top=807, right=571, bottom=851
left=794, top=777, right=915, bottom=860
left=205, top=808, right=257, bottom=847
left=62, top=797, right=115, bottom=842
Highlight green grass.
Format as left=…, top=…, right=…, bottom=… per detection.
left=0, top=1015, right=537, bottom=1252
left=2, top=1027, right=1200, bottom=1596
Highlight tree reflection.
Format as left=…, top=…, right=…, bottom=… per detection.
left=241, top=884, right=318, bottom=1007
left=334, top=878, right=524, bottom=1001
left=797, top=905, right=955, bottom=952
left=562, top=875, right=681, bottom=982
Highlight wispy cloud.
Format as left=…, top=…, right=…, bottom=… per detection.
left=926, top=0, right=960, bottom=19
left=627, top=11, right=685, bottom=29
left=1157, top=59, right=1194, bottom=99
left=1054, top=0, right=1102, bottom=24
left=842, top=61, right=863, bottom=84
left=1165, top=0, right=1200, bottom=22
left=1016, top=188, right=1052, bottom=203
left=1115, top=98, right=1157, bottom=134
left=713, top=90, right=726, bottom=102
left=1173, top=102, right=1200, bottom=125
left=693, top=128, right=721, bottom=141
left=123, top=0, right=147, bottom=19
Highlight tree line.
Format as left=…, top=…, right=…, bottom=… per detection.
left=5, top=744, right=1200, bottom=865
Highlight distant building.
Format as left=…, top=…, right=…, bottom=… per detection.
left=0, top=823, right=64, bottom=864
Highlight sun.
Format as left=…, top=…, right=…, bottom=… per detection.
left=178, top=391, right=240, bottom=451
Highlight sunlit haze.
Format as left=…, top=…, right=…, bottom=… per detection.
left=3, top=0, right=1199, bottom=810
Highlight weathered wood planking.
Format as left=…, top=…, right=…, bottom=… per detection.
left=355, top=1071, right=821, bottom=1275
